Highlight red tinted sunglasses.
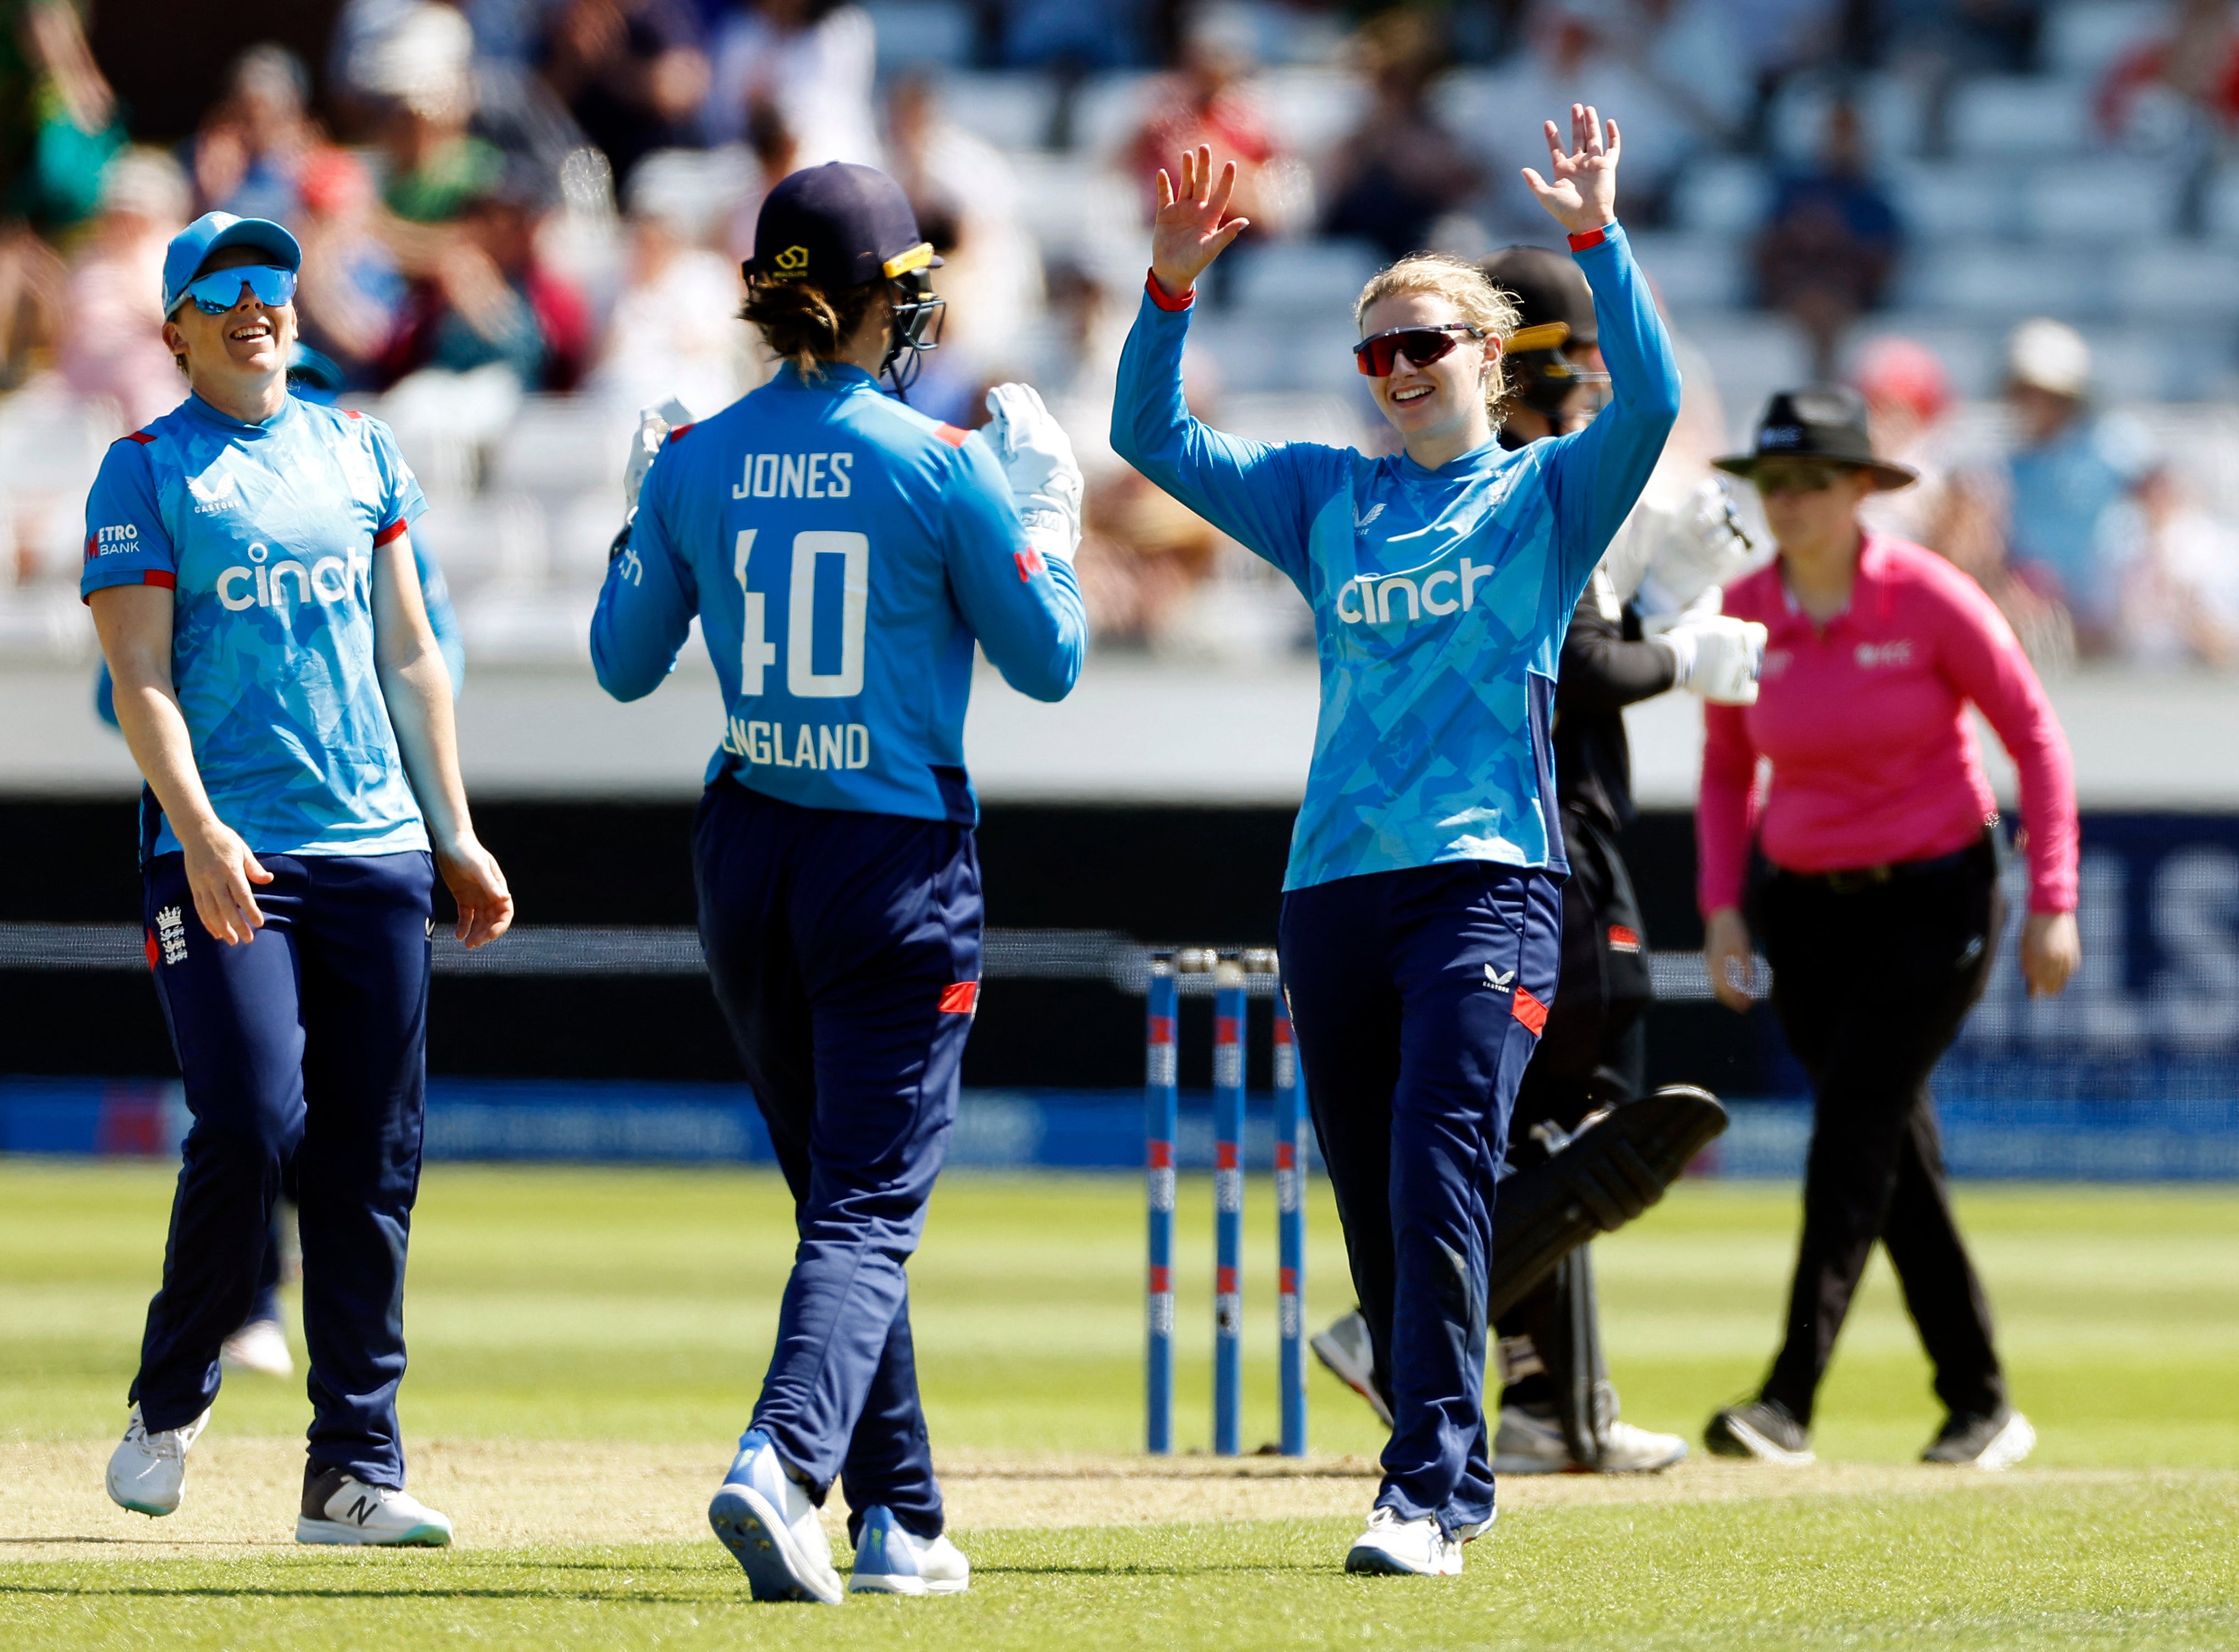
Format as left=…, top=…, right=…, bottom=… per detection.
left=1354, top=323, right=1484, bottom=378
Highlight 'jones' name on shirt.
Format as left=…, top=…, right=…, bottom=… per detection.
left=730, top=453, right=855, bottom=500
left=723, top=718, right=871, bottom=771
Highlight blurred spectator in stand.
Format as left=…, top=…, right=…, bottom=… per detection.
left=355, top=3, right=508, bottom=223
left=1995, top=317, right=2160, bottom=658
left=2095, top=0, right=2237, bottom=233
left=292, top=147, right=411, bottom=387
left=1753, top=100, right=1900, bottom=382
left=186, top=46, right=323, bottom=224
left=704, top=0, right=882, bottom=168
left=1857, top=333, right=2071, bottom=668
left=3, top=0, right=123, bottom=234
left=537, top=0, right=711, bottom=188
left=1077, top=353, right=1226, bottom=646
left=884, top=71, right=1043, bottom=412
left=2104, top=467, right=2239, bottom=668
left=722, top=96, right=802, bottom=264
left=57, top=148, right=189, bottom=433
left=1721, top=0, right=1846, bottom=151
left=589, top=147, right=757, bottom=417
left=1882, top=0, right=2043, bottom=158
left=376, top=163, right=593, bottom=392
left=2, top=0, right=123, bottom=381
left=1037, top=258, right=1129, bottom=478
left=1126, top=12, right=1299, bottom=304
left=1322, top=12, right=1483, bottom=261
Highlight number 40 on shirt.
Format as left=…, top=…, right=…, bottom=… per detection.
left=732, top=528, right=868, bottom=698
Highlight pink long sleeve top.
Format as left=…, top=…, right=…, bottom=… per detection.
left=1697, top=535, right=2079, bottom=918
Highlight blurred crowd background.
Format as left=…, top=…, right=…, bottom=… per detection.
left=5, top=0, right=2239, bottom=671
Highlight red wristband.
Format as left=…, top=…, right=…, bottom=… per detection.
left=1567, top=224, right=1613, bottom=251
left=1145, top=270, right=1194, bottom=311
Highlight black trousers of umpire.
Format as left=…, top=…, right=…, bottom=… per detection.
left=1753, top=835, right=2009, bottom=1426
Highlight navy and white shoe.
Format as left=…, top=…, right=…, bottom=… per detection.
left=708, top=1429, right=845, bottom=1604
left=296, top=1467, right=453, bottom=1546
left=849, top=1504, right=970, bottom=1595
left=1344, top=1506, right=1464, bottom=1577
left=1704, top=1398, right=1815, bottom=1465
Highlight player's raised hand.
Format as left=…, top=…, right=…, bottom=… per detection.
left=1150, top=145, right=1251, bottom=302
left=1522, top=104, right=1620, bottom=236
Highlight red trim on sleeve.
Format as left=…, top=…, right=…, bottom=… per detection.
left=141, top=570, right=177, bottom=590
left=122, top=430, right=155, bottom=445
left=344, top=409, right=365, bottom=420
left=937, top=981, right=980, bottom=1014
left=667, top=422, right=696, bottom=443
left=84, top=535, right=96, bottom=561
left=144, top=932, right=159, bottom=971
left=1014, top=545, right=1045, bottom=582
left=1566, top=225, right=1611, bottom=251
left=1512, top=986, right=1549, bottom=1036
left=933, top=422, right=969, bottom=448
left=1145, top=271, right=1195, bottom=311
left=372, top=519, right=409, bottom=547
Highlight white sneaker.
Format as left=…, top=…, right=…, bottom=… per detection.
left=1344, top=1505, right=1464, bottom=1577
left=1597, top=1418, right=1690, bottom=1473
left=1494, top=1404, right=1690, bottom=1473
left=220, top=1318, right=293, bottom=1378
left=708, top=1429, right=845, bottom=1604
left=849, top=1504, right=969, bottom=1595
left=1310, top=1309, right=1394, bottom=1427
left=296, top=1469, right=454, bottom=1546
left=106, top=1403, right=210, bottom=1517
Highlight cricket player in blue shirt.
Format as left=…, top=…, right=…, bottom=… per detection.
left=84, top=212, right=513, bottom=1546
left=1114, top=110, right=1680, bottom=1576
left=591, top=162, right=1087, bottom=1603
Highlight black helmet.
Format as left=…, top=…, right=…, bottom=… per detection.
left=1478, top=245, right=1607, bottom=426
left=745, top=162, right=945, bottom=394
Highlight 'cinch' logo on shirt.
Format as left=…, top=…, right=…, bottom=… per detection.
left=216, top=542, right=368, bottom=615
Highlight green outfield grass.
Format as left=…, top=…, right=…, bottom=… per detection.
left=4, top=1160, right=2237, bottom=1648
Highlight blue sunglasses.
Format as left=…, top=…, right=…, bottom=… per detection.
left=175, top=265, right=298, bottom=316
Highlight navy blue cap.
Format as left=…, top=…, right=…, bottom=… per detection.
left=161, top=212, right=303, bottom=318
left=744, top=163, right=939, bottom=290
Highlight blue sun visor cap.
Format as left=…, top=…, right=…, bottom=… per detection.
left=161, top=212, right=303, bottom=318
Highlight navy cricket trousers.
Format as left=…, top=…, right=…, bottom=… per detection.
left=136, top=847, right=433, bottom=1489
left=694, top=778, right=981, bottom=1543
left=1279, top=862, right=1563, bottom=1537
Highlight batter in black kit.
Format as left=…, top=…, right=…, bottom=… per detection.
left=1310, top=245, right=1766, bottom=1473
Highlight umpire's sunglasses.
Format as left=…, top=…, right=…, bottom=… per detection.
left=1354, top=323, right=1484, bottom=378
left=175, top=265, right=298, bottom=316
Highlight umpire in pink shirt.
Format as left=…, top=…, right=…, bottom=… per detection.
left=1695, top=387, right=2081, bottom=1471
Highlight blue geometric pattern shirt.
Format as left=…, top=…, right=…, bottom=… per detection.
left=591, top=362, right=1087, bottom=824
left=1113, top=224, right=1680, bottom=891
left=80, top=393, right=432, bottom=860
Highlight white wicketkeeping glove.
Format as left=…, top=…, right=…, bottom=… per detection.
left=624, top=397, right=694, bottom=511
left=1634, top=478, right=1762, bottom=627
left=1658, top=614, right=1769, bottom=705
left=982, top=382, right=1083, bottom=564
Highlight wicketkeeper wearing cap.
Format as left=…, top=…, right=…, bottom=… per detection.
left=89, top=213, right=513, bottom=1544
left=591, top=162, right=1087, bottom=1603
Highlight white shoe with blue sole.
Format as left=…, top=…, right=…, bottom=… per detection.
left=707, top=1430, right=845, bottom=1604
left=849, top=1505, right=970, bottom=1595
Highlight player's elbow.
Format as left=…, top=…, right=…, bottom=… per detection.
left=1003, top=623, right=1087, bottom=703
left=589, top=626, right=667, bottom=703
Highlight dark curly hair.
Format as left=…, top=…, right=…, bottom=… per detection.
left=741, top=277, right=885, bottom=377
